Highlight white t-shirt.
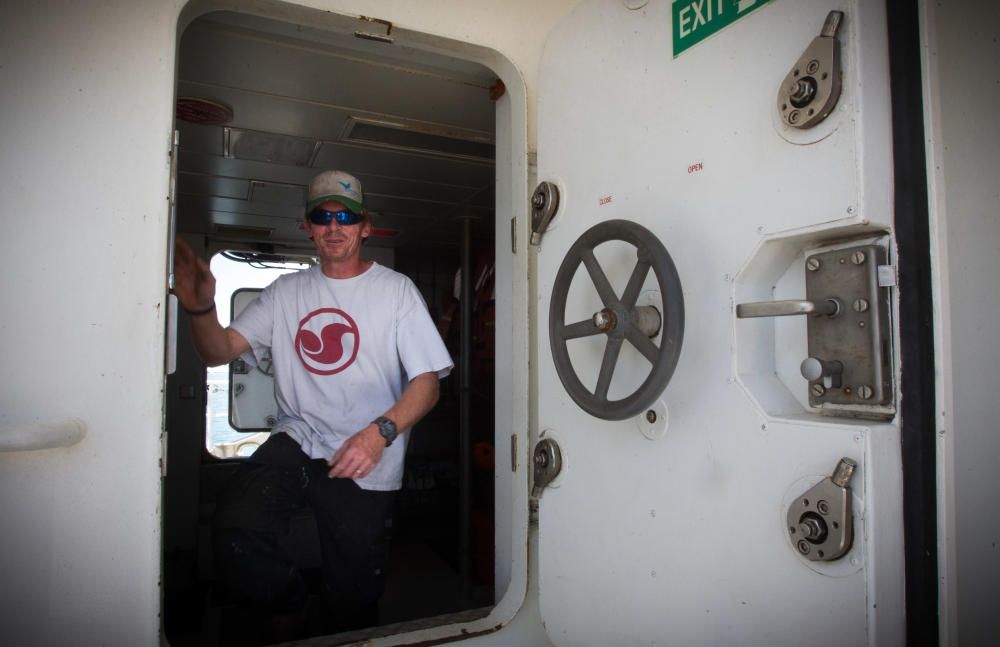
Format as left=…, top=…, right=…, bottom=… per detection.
left=230, top=262, right=453, bottom=491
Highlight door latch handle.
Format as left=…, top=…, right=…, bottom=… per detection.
left=530, top=182, right=560, bottom=246
left=531, top=438, right=562, bottom=499
left=787, top=457, right=856, bottom=561
left=736, top=298, right=841, bottom=318
left=777, top=10, right=844, bottom=129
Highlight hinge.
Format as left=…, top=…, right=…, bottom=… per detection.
left=160, top=431, right=168, bottom=477
left=510, top=433, right=518, bottom=472
left=355, top=16, right=393, bottom=43
left=167, top=129, right=180, bottom=290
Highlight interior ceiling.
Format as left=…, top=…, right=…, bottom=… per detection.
left=176, top=11, right=498, bottom=253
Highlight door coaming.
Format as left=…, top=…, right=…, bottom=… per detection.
left=533, top=1, right=903, bottom=645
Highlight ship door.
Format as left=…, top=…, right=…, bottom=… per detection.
left=533, top=1, right=904, bottom=644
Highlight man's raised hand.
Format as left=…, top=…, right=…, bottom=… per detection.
left=173, top=239, right=217, bottom=312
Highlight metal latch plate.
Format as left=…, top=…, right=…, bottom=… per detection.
left=805, top=245, right=891, bottom=406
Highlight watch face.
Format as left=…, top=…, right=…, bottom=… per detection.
left=376, top=417, right=397, bottom=445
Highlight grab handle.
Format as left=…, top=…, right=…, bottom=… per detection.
left=0, top=419, right=87, bottom=452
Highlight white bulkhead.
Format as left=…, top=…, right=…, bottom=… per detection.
left=0, top=1, right=996, bottom=645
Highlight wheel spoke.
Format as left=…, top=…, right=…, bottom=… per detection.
left=562, top=318, right=603, bottom=340
left=626, top=322, right=660, bottom=364
left=581, top=249, right=619, bottom=308
left=620, top=257, right=651, bottom=309
left=594, top=337, right=624, bottom=401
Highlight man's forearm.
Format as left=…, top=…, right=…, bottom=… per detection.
left=189, top=313, right=243, bottom=367
left=381, top=372, right=440, bottom=433
left=326, top=371, right=442, bottom=478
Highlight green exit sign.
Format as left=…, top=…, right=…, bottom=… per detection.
left=672, top=0, right=772, bottom=57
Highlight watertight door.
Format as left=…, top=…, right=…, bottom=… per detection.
left=535, top=1, right=904, bottom=644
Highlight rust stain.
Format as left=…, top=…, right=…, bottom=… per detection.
left=489, top=79, right=506, bottom=101
left=396, top=624, right=505, bottom=647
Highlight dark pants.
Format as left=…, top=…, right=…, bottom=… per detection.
left=213, top=433, right=396, bottom=633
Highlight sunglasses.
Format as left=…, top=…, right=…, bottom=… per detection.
left=308, top=207, right=363, bottom=226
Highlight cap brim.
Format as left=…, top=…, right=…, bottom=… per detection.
left=307, top=193, right=364, bottom=215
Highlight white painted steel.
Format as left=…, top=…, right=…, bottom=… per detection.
left=920, top=2, right=1000, bottom=645
left=0, top=0, right=577, bottom=644
left=535, top=1, right=903, bottom=645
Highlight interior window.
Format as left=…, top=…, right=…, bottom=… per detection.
left=205, top=250, right=312, bottom=459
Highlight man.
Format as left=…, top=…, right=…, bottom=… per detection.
left=173, top=170, right=453, bottom=636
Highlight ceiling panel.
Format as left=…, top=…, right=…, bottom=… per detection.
left=176, top=10, right=497, bottom=251
left=178, top=173, right=249, bottom=200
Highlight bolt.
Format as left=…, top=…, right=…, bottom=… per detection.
left=810, top=383, right=826, bottom=397
left=788, top=109, right=801, bottom=125
left=534, top=452, right=549, bottom=467
left=645, top=410, right=657, bottom=424
left=799, top=518, right=824, bottom=539
left=806, top=59, right=820, bottom=74
left=817, top=500, right=830, bottom=515
left=853, top=299, right=870, bottom=313
left=790, top=78, right=817, bottom=107
left=797, top=540, right=811, bottom=555
left=852, top=250, right=867, bottom=265
left=858, top=385, right=874, bottom=400
left=532, top=192, right=546, bottom=208
left=806, top=257, right=821, bottom=271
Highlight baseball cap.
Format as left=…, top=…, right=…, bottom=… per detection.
left=306, top=170, right=365, bottom=214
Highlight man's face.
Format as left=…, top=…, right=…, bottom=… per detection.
left=304, top=200, right=372, bottom=264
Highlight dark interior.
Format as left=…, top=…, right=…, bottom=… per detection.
left=163, top=9, right=498, bottom=645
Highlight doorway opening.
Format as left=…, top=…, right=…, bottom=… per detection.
left=163, top=6, right=506, bottom=644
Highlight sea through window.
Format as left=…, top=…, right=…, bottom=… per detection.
left=205, top=250, right=313, bottom=458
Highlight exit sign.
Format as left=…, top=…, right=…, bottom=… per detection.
left=672, top=0, right=772, bottom=57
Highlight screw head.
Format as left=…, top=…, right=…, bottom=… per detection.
left=806, top=59, right=820, bottom=74
left=645, top=410, right=657, bottom=424
left=806, top=258, right=821, bottom=271
left=858, top=385, right=874, bottom=400
left=788, top=109, right=801, bottom=124
left=817, top=500, right=830, bottom=515
left=810, top=383, right=826, bottom=397
left=797, top=540, right=811, bottom=555
left=853, top=299, right=870, bottom=313
left=852, top=250, right=867, bottom=265
left=532, top=192, right=546, bottom=208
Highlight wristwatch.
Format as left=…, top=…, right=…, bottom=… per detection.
left=372, top=416, right=398, bottom=447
